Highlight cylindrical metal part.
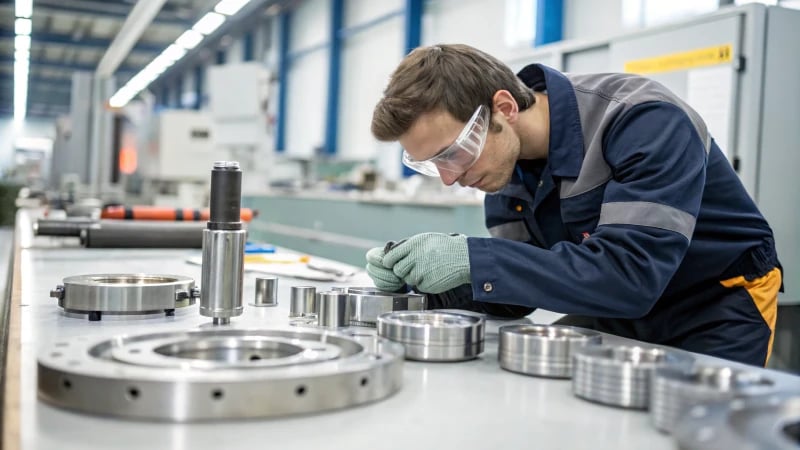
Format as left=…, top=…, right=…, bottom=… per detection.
left=34, top=218, right=95, bottom=237
left=209, top=161, right=242, bottom=226
left=290, top=286, right=317, bottom=318
left=377, top=311, right=485, bottom=362
left=200, top=229, right=246, bottom=321
left=317, top=291, right=350, bottom=328
left=346, top=287, right=426, bottom=327
left=200, top=160, right=246, bottom=323
left=571, top=344, right=692, bottom=410
left=498, top=325, right=602, bottom=378
left=650, top=364, right=775, bottom=434
left=253, top=277, right=278, bottom=307
left=80, top=221, right=204, bottom=248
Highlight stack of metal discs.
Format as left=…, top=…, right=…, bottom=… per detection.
left=572, top=344, right=691, bottom=409
left=673, top=392, right=800, bottom=450
left=376, top=310, right=484, bottom=362
left=650, top=363, right=775, bottom=434
left=498, top=325, right=601, bottom=378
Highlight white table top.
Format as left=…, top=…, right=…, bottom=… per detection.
left=13, top=211, right=800, bottom=450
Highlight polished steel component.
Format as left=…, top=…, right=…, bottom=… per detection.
left=50, top=274, right=199, bottom=321
left=37, top=328, right=405, bottom=421
left=200, top=161, right=245, bottom=324
left=650, top=364, right=775, bottom=434
left=377, top=311, right=484, bottom=362
left=572, top=344, right=692, bottom=409
left=673, top=392, right=800, bottom=450
left=290, top=286, right=317, bottom=317
left=34, top=218, right=96, bottom=237
left=498, top=325, right=601, bottom=378
left=80, top=221, right=205, bottom=248
left=347, top=287, right=426, bottom=327
left=253, top=277, right=278, bottom=307
left=317, top=291, right=350, bottom=328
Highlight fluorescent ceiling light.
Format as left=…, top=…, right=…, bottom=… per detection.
left=14, top=49, right=30, bottom=61
left=192, top=12, right=225, bottom=35
left=161, top=44, right=187, bottom=62
left=215, top=0, right=250, bottom=16
left=15, top=0, right=32, bottom=18
left=15, top=35, right=31, bottom=51
left=15, top=18, right=32, bottom=35
left=176, top=29, right=203, bottom=49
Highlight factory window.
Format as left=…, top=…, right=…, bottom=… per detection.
left=505, top=0, right=537, bottom=47
left=622, top=0, right=718, bottom=29
left=736, top=0, right=800, bottom=8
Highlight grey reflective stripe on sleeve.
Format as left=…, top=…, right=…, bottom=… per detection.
left=599, top=201, right=696, bottom=239
left=488, top=221, right=532, bottom=241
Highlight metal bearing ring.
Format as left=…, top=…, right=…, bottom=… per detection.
left=571, top=343, right=692, bottom=409
left=347, top=287, right=426, bottom=327
left=38, top=328, right=404, bottom=421
left=377, top=310, right=484, bottom=362
left=498, top=325, right=602, bottom=378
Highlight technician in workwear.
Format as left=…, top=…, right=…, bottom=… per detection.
left=365, top=44, right=782, bottom=367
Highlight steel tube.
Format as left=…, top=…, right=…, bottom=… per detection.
left=317, top=291, right=350, bottom=328
left=253, top=277, right=278, bottom=307
left=289, top=286, right=317, bottom=318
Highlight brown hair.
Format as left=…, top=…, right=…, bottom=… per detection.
left=371, top=44, right=535, bottom=141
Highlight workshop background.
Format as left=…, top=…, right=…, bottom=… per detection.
left=1, top=0, right=799, bottom=373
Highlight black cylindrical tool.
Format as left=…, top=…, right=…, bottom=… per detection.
left=208, top=161, right=243, bottom=229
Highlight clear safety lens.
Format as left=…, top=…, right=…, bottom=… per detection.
left=402, top=104, right=490, bottom=177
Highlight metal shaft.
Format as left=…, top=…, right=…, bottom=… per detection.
left=317, top=291, right=350, bottom=328
left=200, top=161, right=245, bottom=324
left=80, top=221, right=204, bottom=248
left=289, top=286, right=317, bottom=317
left=253, top=277, right=278, bottom=307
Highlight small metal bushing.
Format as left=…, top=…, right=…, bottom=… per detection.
left=289, top=286, right=317, bottom=318
left=317, top=291, right=350, bottom=328
left=252, top=277, right=278, bottom=307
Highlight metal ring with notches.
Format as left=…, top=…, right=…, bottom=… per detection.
left=376, top=310, right=484, bottom=362
left=650, top=363, right=776, bottom=434
left=673, top=391, right=800, bottom=450
left=571, top=343, right=693, bottom=409
left=38, top=328, right=405, bottom=421
left=498, top=324, right=602, bottom=378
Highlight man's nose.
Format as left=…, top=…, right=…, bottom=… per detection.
left=438, top=169, right=460, bottom=186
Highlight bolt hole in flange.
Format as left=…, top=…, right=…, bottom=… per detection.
left=127, top=387, right=140, bottom=400
left=785, top=421, right=800, bottom=444
left=61, top=378, right=72, bottom=390
left=211, top=389, right=224, bottom=400
left=295, top=385, right=307, bottom=396
left=360, top=377, right=369, bottom=387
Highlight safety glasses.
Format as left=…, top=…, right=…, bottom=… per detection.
left=402, top=104, right=490, bottom=177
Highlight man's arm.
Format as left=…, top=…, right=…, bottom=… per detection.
left=469, top=102, right=707, bottom=318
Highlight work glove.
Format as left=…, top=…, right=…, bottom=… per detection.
left=365, top=246, right=406, bottom=292
left=382, top=232, right=470, bottom=294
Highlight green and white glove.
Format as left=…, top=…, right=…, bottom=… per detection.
left=365, top=246, right=406, bottom=292
left=382, top=232, right=471, bottom=294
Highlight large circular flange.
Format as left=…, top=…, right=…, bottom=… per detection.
left=38, top=328, right=404, bottom=421
left=650, top=363, right=776, bottom=434
left=571, top=344, right=692, bottom=409
left=346, top=287, right=426, bottom=327
left=53, top=273, right=198, bottom=315
left=498, top=325, right=602, bottom=378
left=376, top=311, right=484, bottom=362
left=673, top=392, right=800, bottom=450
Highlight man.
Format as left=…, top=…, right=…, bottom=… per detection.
left=365, top=44, right=782, bottom=367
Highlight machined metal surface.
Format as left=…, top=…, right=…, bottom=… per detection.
left=79, top=221, right=205, bottom=248
left=377, top=311, right=485, bottom=362
left=572, top=344, right=692, bottom=409
left=498, top=325, right=602, bottom=378
left=200, top=161, right=245, bottom=325
left=347, top=287, right=426, bottom=327
left=673, top=392, right=800, bottom=450
left=317, top=291, right=350, bottom=328
left=290, top=286, right=317, bottom=318
left=49, top=274, right=199, bottom=321
left=37, top=328, right=405, bottom=421
left=650, top=364, right=776, bottom=434
left=252, top=277, right=278, bottom=307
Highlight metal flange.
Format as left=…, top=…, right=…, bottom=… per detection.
left=38, top=328, right=405, bottom=421
left=571, top=344, right=692, bottom=409
left=50, top=274, right=199, bottom=321
left=347, top=287, right=426, bottom=327
left=498, top=325, right=602, bottom=378
left=673, top=392, right=800, bottom=450
left=377, top=310, right=484, bottom=362
left=650, top=363, right=776, bottom=434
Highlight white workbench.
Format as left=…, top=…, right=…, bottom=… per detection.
left=12, top=210, right=800, bottom=450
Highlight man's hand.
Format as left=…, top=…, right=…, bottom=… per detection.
left=365, top=246, right=406, bottom=292
left=382, top=232, right=470, bottom=294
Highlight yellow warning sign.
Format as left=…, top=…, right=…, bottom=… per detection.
left=624, top=44, right=733, bottom=75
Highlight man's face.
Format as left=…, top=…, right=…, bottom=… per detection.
left=399, top=108, right=519, bottom=193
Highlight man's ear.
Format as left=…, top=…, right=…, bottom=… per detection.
left=492, top=90, right=519, bottom=123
